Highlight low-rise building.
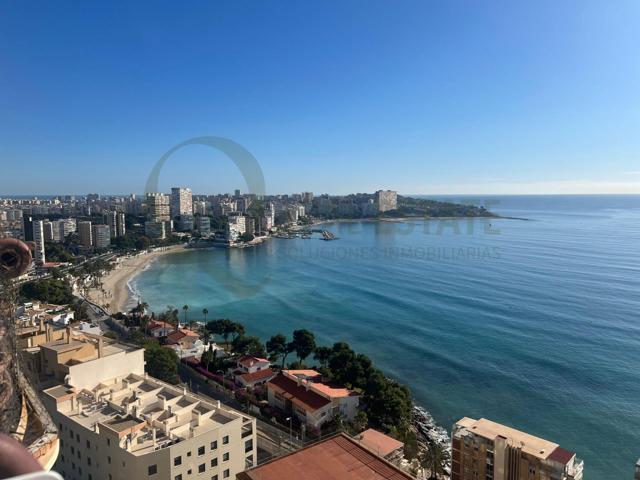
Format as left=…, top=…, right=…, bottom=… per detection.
left=147, top=320, right=175, bottom=338
left=452, top=417, right=584, bottom=480
left=266, top=370, right=360, bottom=430
left=355, top=428, right=404, bottom=461
left=232, top=356, right=276, bottom=388
left=237, top=433, right=415, bottom=480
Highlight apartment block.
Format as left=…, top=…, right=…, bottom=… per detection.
left=145, top=221, right=166, bottom=240
left=38, top=335, right=257, bottom=480
left=92, top=224, right=111, bottom=249
left=375, top=190, right=397, bottom=212
left=266, top=370, right=359, bottom=431
left=33, top=219, right=46, bottom=265
left=451, top=417, right=583, bottom=480
left=171, top=187, right=193, bottom=218
left=226, top=214, right=246, bottom=242
left=147, top=193, right=171, bottom=222
left=78, top=221, right=93, bottom=247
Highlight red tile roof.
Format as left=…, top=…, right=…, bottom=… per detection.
left=547, top=446, right=575, bottom=465
left=267, top=373, right=330, bottom=412
left=283, top=370, right=357, bottom=399
left=238, top=368, right=276, bottom=384
left=237, top=433, right=415, bottom=480
left=238, top=355, right=270, bottom=367
left=358, top=429, right=404, bottom=457
left=165, top=328, right=199, bottom=344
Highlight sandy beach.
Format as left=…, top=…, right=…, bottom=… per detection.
left=86, top=245, right=188, bottom=314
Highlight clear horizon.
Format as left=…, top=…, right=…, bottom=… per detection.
left=1, top=1, right=639, bottom=195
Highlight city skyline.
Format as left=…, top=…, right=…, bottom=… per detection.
left=2, top=1, right=640, bottom=195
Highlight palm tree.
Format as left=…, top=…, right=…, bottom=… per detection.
left=182, top=305, right=189, bottom=327
left=202, top=308, right=209, bottom=324
left=420, top=441, right=450, bottom=480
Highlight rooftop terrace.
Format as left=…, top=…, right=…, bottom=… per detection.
left=44, top=372, right=251, bottom=456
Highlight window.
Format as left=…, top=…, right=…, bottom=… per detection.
left=148, top=464, right=158, bottom=476
left=198, top=446, right=205, bottom=456
left=211, top=458, right=218, bottom=467
left=108, top=456, right=111, bottom=464
left=245, top=439, right=253, bottom=453
left=222, top=436, right=229, bottom=445
left=107, top=439, right=111, bottom=446
left=223, top=469, right=230, bottom=478
left=199, top=464, right=206, bottom=473
left=88, top=475, right=92, bottom=480
left=76, top=433, right=80, bottom=442
left=211, top=441, right=218, bottom=450
left=212, top=476, right=218, bottom=480
left=86, top=440, right=91, bottom=449
left=175, top=476, right=182, bottom=480
left=174, top=456, right=182, bottom=466
left=87, top=457, right=91, bottom=466
left=223, top=452, right=229, bottom=462
left=187, top=451, right=192, bottom=457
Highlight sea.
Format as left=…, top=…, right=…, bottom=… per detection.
left=133, top=195, right=640, bottom=479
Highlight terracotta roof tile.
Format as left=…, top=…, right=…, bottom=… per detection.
left=267, top=374, right=330, bottom=412
left=237, top=433, right=416, bottom=480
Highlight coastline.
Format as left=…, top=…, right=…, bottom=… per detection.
left=85, top=245, right=189, bottom=314
left=310, top=214, right=523, bottom=226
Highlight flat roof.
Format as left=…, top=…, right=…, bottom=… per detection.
left=455, top=417, right=561, bottom=461
left=238, top=434, right=414, bottom=480
left=358, top=429, right=404, bottom=457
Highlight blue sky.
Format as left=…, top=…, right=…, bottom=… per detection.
left=1, top=0, right=639, bottom=195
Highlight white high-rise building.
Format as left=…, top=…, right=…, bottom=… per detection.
left=375, top=190, right=397, bottom=212
left=92, top=224, right=111, bottom=249
left=32, top=220, right=46, bottom=265
left=147, top=193, right=171, bottom=222
left=171, top=187, right=193, bottom=218
left=226, top=214, right=247, bottom=242
left=57, top=218, right=77, bottom=241
left=116, top=212, right=126, bottom=237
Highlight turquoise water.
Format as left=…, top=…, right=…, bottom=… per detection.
left=135, top=195, right=640, bottom=479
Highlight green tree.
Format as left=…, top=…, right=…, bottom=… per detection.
left=403, top=430, right=420, bottom=460
left=206, top=319, right=234, bottom=344
left=313, top=346, right=332, bottom=368
left=349, top=410, right=369, bottom=435
left=135, top=236, right=151, bottom=250
left=420, top=441, right=451, bottom=480
left=231, top=322, right=245, bottom=342
left=20, top=278, right=75, bottom=304
left=266, top=333, right=288, bottom=364
left=231, top=335, right=266, bottom=357
left=290, top=329, right=316, bottom=363
left=182, top=305, right=189, bottom=325
left=144, top=343, right=179, bottom=384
